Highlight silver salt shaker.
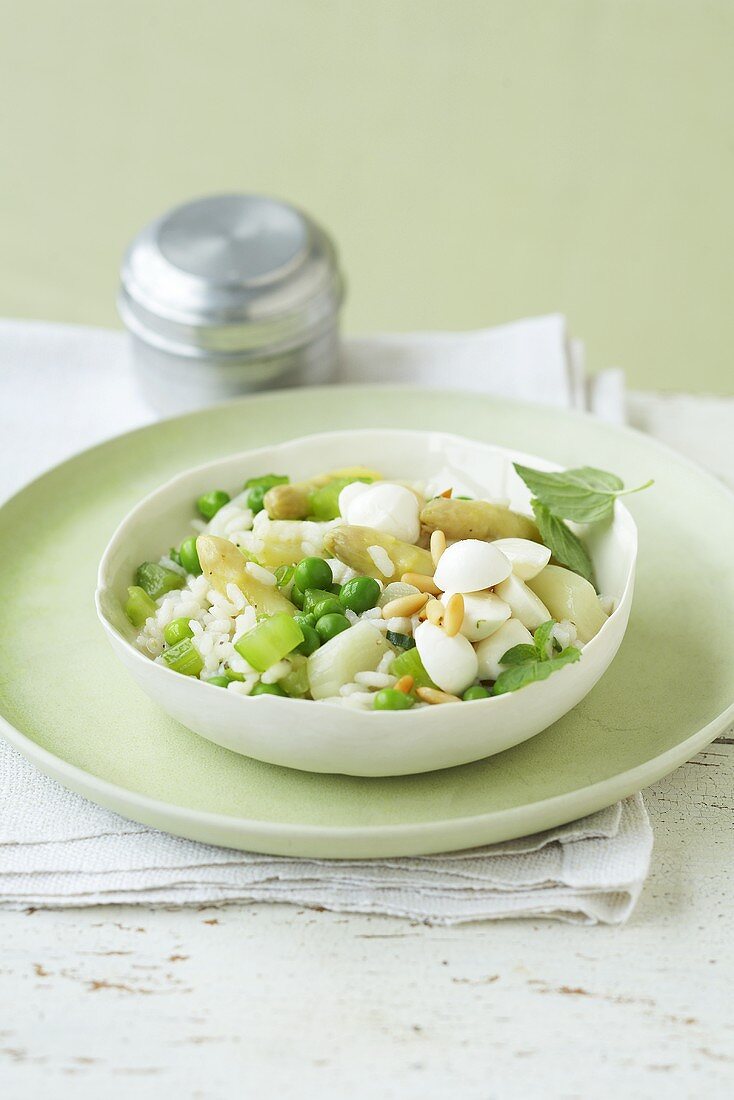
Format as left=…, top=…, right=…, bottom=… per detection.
left=118, top=194, right=344, bottom=414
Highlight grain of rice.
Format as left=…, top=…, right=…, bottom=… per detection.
left=359, top=607, right=383, bottom=621
left=341, top=691, right=377, bottom=709
left=385, top=616, right=413, bottom=634
left=354, top=671, right=396, bottom=689
left=376, top=651, right=395, bottom=675
left=226, top=584, right=246, bottom=610
left=367, top=545, right=394, bottom=578
left=227, top=679, right=256, bottom=696
left=208, top=618, right=234, bottom=634
left=344, top=609, right=359, bottom=625
left=159, top=555, right=187, bottom=577
left=261, top=659, right=291, bottom=684
left=326, top=558, right=360, bottom=586
left=246, top=561, right=277, bottom=586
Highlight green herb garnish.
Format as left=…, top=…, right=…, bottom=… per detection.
left=532, top=500, right=593, bottom=583
left=274, top=564, right=296, bottom=589
left=512, top=463, right=653, bottom=582
left=514, top=464, right=653, bottom=525
left=493, top=620, right=581, bottom=696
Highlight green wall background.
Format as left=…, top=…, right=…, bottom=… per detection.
left=1, top=1, right=732, bottom=392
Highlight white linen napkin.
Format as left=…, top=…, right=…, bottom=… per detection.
left=0, top=316, right=650, bottom=923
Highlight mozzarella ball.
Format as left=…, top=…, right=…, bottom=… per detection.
left=441, top=590, right=511, bottom=642
left=494, top=574, right=551, bottom=631
left=342, top=483, right=420, bottom=543
left=491, top=538, right=551, bottom=580
left=433, top=539, right=512, bottom=594
left=415, top=622, right=479, bottom=696
left=475, top=619, right=534, bottom=682
left=338, top=480, right=370, bottom=517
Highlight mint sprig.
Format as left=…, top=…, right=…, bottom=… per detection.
left=512, top=462, right=653, bottom=583
left=514, top=464, right=653, bottom=524
left=493, top=620, right=581, bottom=696
left=532, top=500, right=593, bottom=583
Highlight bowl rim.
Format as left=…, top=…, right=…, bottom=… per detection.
left=95, top=427, right=638, bottom=714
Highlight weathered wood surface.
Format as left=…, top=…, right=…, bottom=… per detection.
left=1, top=393, right=732, bottom=1099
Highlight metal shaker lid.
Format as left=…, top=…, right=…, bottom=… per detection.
left=118, top=194, right=343, bottom=358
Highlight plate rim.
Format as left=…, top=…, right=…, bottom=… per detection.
left=1, top=385, right=733, bottom=857
left=1, top=704, right=730, bottom=856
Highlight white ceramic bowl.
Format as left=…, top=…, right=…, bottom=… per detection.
left=96, top=430, right=637, bottom=776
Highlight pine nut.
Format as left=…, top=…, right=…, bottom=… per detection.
left=394, top=674, right=414, bottom=694
left=401, top=572, right=441, bottom=595
left=381, top=592, right=429, bottom=619
left=416, top=686, right=461, bottom=705
left=426, top=598, right=444, bottom=626
left=430, top=529, right=447, bottom=566
left=443, top=593, right=464, bottom=637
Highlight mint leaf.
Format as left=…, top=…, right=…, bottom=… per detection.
left=499, top=643, right=539, bottom=666
left=532, top=500, right=593, bottom=583
left=514, top=463, right=653, bottom=524
left=533, top=620, right=556, bottom=660
left=492, top=646, right=582, bottom=696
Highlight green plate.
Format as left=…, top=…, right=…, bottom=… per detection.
left=1, top=387, right=732, bottom=858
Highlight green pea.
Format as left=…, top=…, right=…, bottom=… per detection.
left=196, top=490, right=230, bottom=520
left=295, top=623, right=321, bottom=656
left=290, top=585, right=305, bottom=609
left=247, top=485, right=266, bottom=514
left=373, top=688, right=415, bottom=711
left=339, top=576, right=381, bottom=614
left=163, top=617, right=194, bottom=646
left=311, top=597, right=344, bottom=620
left=206, top=675, right=230, bottom=688
left=463, top=685, right=490, bottom=701
left=294, top=556, right=333, bottom=593
left=294, top=612, right=316, bottom=629
left=314, top=613, right=351, bottom=643
left=251, top=681, right=288, bottom=697
left=178, top=535, right=202, bottom=575
left=302, top=588, right=337, bottom=614
left=244, top=474, right=288, bottom=514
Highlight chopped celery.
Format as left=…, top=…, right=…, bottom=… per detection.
left=234, top=612, right=304, bottom=672
left=135, top=561, right=185, bottom=600
left=281, top=654, right=310, bottom=697
left=224, top=668, right=246, bottom=682
left=389, top=647, right=438, bottom=689
left=386, top=630, right=416, bottom=651
left=162, top=638, right=203, bottom=677
left=125, top=585, right=157, bottom=627
left=245, top=473, right=289, bottom=491
left=308, top=476, right=372, bottom=521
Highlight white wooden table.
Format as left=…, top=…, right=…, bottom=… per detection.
left=1, top=393, right=733, bottom=1099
